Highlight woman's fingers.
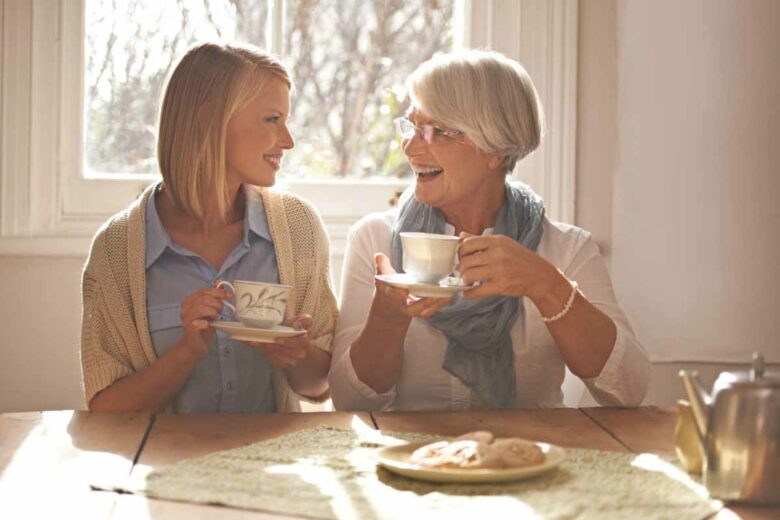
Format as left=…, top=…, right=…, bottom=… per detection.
left=419, top=298, right=450, bottom=318
left=374, top=252, right=397, bottom=275
left=200, top=295, right=229, bottom=309
left=195, top=304, right=220, bottom=320
left=182, top=289, right=232, bottom=318
left=458, top=236, right=491, bottom=257
left=284, top=313, right=313, bottom=330
left=185, top=287, right=232, bottom=303
left=460, top=265, right=492, bottom=286
left=405, top=296, right=451, bottom=317
left=375, top=280, right=409, bottom=302
left=463, top=281, right=498, bottom=300
left=456, top=249, right=491, bottom=273
left=249, top=342, right=306, bottom=368
left=191, top=319, right=210, bottom=330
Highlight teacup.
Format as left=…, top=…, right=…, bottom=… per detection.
left=215, top=280, right=290, bottom=329
left=400, top=232, right=459, bottom=284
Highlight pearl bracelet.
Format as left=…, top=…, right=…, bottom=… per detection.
left=541, top=280, right=579, bottom=323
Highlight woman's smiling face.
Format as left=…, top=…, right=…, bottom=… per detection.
left=402, top=107, right=504, bottom=211
left=224, top=78, right=294, bottom=188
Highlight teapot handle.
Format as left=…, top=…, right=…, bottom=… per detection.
left=679, top=369, right=711, bottom=444
left=751, top=352, right=765, bottom=380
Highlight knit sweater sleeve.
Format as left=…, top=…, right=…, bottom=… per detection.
left=79, top=234, right=133, bottom=406
left=302, top=200, right=339, bottom=354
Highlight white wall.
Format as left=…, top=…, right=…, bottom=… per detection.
left=564, top=0, right=780, bottom=407
left=576, top=0, right=617, bottom=259
left=0, top=258, right=86, bottom=411
left=611, top=0, right=780, bottom=364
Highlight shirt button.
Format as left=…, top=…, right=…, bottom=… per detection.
left=218, top=315, right=225, bottom=321
left=226, top=382, right=233, bottom=391
left=224, top=348, right=231, bottom=357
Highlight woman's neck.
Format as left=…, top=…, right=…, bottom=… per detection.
left=157, top=183, right=244, bottom=237
left=441, top=176, right=506, bottom=236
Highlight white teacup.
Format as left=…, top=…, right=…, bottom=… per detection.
left=215, top=280, right=290, bottom=329
left=400, top=232, right=459, bottom=284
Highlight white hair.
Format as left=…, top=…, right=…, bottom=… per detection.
left=406, top=49, right=545, bottom=172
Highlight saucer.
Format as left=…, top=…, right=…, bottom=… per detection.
left=210, top=321, right=305, bottom=343
left=375, top=273, right=471, bottom=298
left=377, top=440, right=566, bottom=483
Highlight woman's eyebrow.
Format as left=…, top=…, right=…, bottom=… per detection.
left=407, top=111, right=426, bottom=125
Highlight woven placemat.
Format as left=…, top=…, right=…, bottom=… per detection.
left=98, top=426, right=721, bottom=519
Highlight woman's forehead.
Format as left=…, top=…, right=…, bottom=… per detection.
left=407, top=106, right=435, bottom=124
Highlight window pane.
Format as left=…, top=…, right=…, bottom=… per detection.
left=84, top=0, right=453, bottom=179
left=283, top=0, right=454, bottom=179
left=85, top=0, right=269, bottom=175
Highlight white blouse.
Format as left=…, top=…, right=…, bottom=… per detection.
left=328, top=211, right=651, bottom=411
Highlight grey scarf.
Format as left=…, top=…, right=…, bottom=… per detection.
left=390, top=181, right=545, bottom=408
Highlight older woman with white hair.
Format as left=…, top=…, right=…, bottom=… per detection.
left=329, top=49, right=650, bottom=411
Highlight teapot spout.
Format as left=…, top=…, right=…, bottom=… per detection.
left=679, top=369, right=711, bottom=444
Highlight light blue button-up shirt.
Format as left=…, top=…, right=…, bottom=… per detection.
left=145, top=183, right=277, bottom=413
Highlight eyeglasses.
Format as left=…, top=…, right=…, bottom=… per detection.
left=393, top=117, right=464, bottom=144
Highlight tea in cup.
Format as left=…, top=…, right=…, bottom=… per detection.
left=215, top=280, right=290, bottom=329
left=400, top=232, right=459, bottom=284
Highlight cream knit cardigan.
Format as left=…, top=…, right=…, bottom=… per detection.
left=80, top=184, right=338, bottom=412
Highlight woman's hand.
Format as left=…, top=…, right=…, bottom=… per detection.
left=457, top=234, right=562, bottom=301
left=248, top=314, right=313, bottom=369
left=180, top=287, right=233, bottom=360
left=373, top=253, right=452, bottom=320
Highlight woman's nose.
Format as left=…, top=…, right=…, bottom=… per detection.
left=402, top=132, right=426, bottom=157
left=280, top=124, right=295, bottom=150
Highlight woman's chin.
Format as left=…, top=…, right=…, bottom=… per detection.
left=247, top=171, right=276, bottom=188
left=414, top=182, right=442, bottom=207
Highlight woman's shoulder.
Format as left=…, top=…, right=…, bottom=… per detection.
left=538, top=218, right=598, bottom=264
left=259, top=187, right=325, bottom=229
left=349, top=210, right=396, bottom=240
left=543, top=218, right=591, bottom=243
left=85, top=187, right=150, bottom=271
left=259, top=186, right=312, bottom=212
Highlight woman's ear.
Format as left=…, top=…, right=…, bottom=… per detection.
left=487, top=154, right=505, bottom=171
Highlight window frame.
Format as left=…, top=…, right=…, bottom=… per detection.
left=0, top=0, right=577, bottom=263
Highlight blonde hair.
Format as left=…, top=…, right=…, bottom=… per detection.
left=157, top=42, right=291, bottom=222
left=406, top=49, right=544, bottom=173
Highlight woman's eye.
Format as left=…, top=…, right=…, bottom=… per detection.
left=265, top=116, right=280, bottom=124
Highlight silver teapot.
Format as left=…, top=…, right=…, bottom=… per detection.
left=679, top=353, right=780, bottom=504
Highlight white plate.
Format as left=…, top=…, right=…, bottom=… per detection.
left=210, top=321, right=305, bottom=343
left=377, top=440, right=566, bottom=484
left=375, top=273, right=471, bottom=298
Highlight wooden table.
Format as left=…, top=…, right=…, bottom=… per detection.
left=1, top=408, right=776, bottom=519
left=0, top=410, right=151, bottom=518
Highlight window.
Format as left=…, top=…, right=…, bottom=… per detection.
left=84, top=0, right=454, bottom=180
left=0, top=0, right=577, bottom=264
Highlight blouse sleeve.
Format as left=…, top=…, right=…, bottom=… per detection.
left=328, top=216, right=397, bottom=411
left=563, top=233, right=651, bottom=406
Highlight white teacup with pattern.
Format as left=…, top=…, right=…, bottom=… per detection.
left=215, top=280, right=290, bottom=329
left=400, top=232, right=459, bottom=284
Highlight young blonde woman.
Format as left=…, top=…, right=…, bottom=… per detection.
left=80, top=43, right=337, bottom=413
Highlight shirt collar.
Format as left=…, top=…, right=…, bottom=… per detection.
left=145, top=182, right=172, bottom=268
left=243, top=185, right=273, bottom=245
left=145, top=183, right=273, bottom=268
left=443, top=222, right=494, bottom=236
